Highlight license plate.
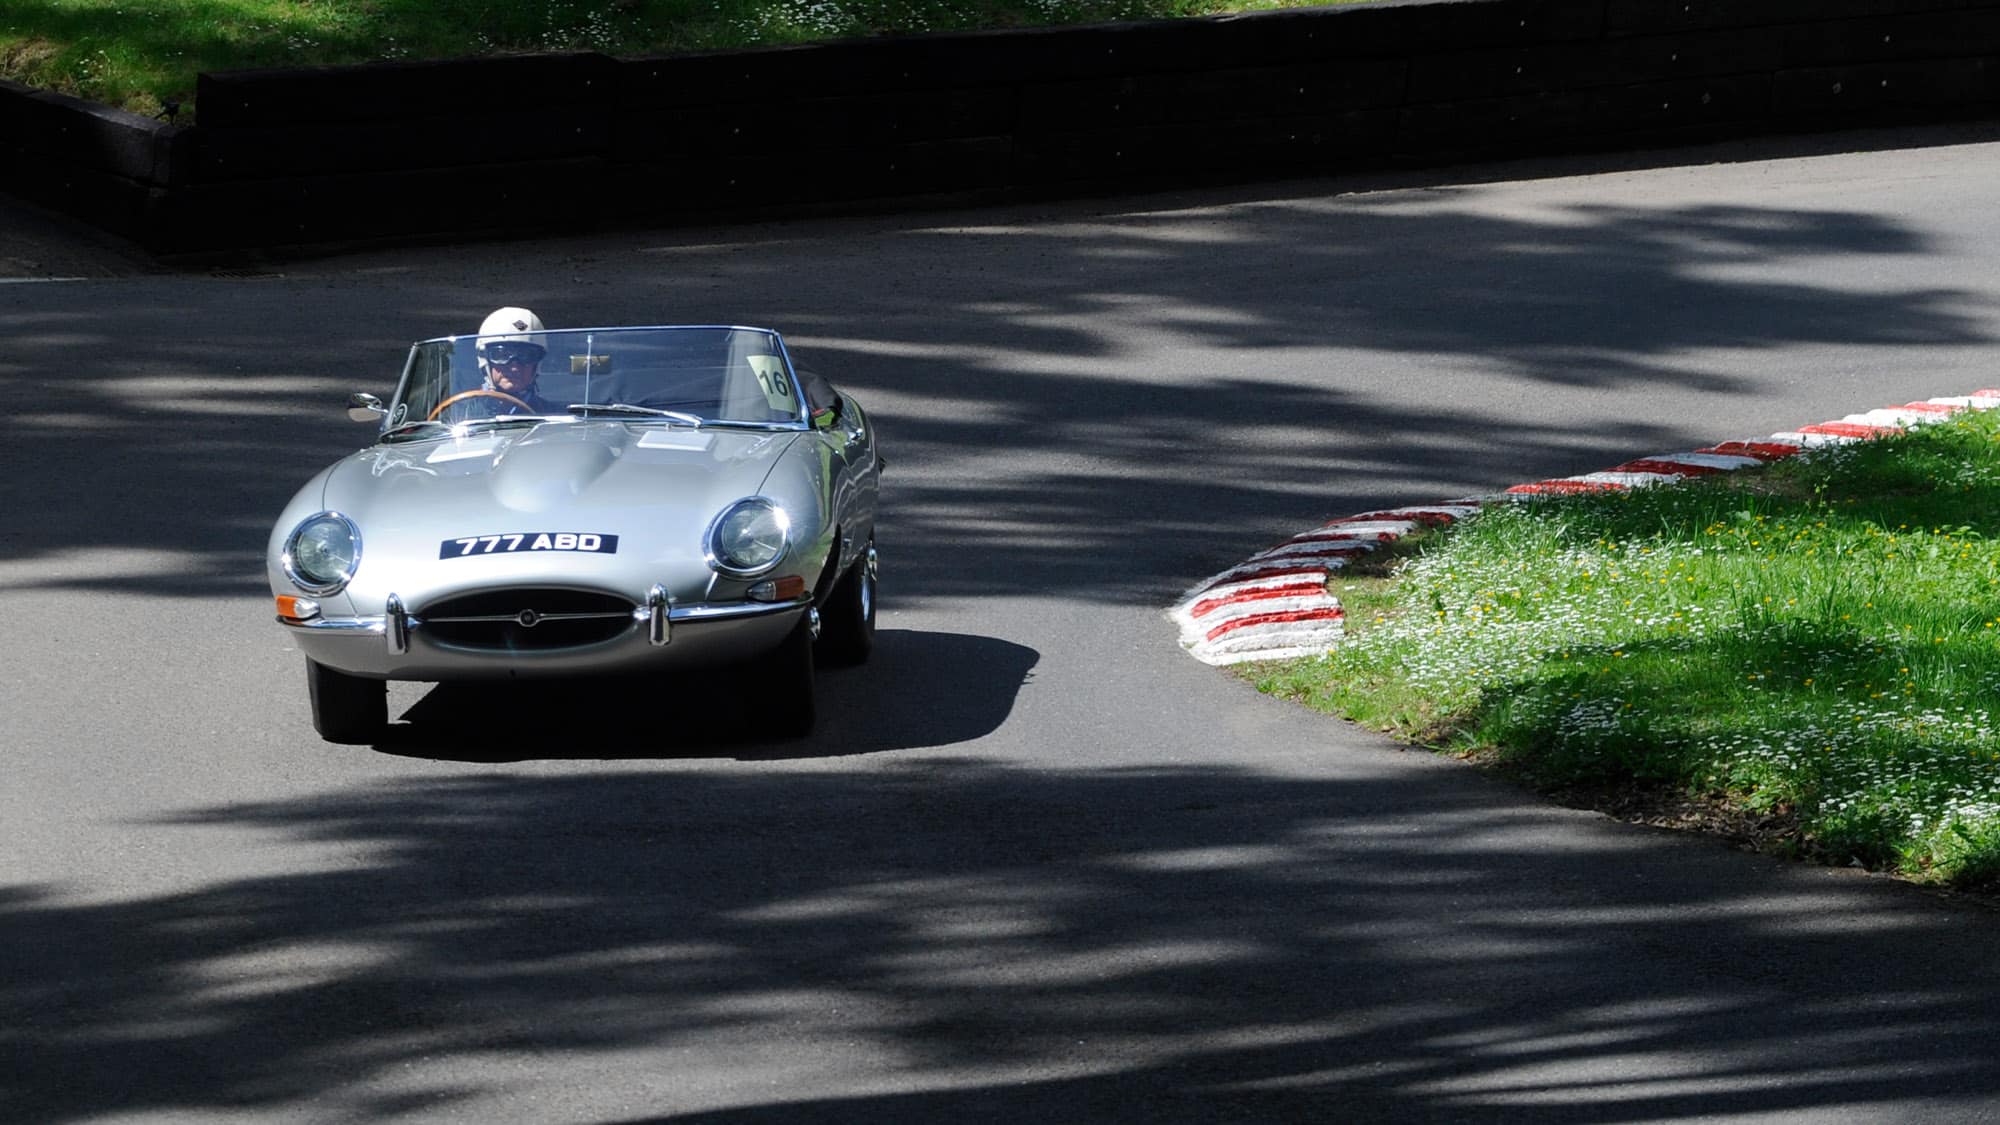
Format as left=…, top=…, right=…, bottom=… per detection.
left=440, top=532, right=619, bottom=559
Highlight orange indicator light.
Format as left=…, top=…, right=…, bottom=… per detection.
left=747, top=575, right=809, bottom=602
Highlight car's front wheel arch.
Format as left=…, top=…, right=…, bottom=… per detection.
left=815, top=533, right=876, bottom=667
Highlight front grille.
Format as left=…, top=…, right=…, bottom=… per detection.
left=420, top=588, right=635, bottom=651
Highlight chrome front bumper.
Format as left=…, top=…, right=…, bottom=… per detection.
left=280, top=589, right=812, bottom=680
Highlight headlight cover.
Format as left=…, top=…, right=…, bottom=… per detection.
left=283, top=512, right=362, bottom=595
left=706, top=498, right=790, bottom=577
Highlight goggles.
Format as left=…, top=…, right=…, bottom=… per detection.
left=484, top=342, right=545, bottom=365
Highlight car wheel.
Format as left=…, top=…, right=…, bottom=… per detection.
left=815, top=540, right=876, bottom=667
left=763, top=613, right=817, bottom=738
left=306, top=659, right=387, bottom=744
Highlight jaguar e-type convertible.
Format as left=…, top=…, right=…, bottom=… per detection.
left=266, top=323, right=880, bottom=743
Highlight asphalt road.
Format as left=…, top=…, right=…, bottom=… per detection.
left=9, top=124, right=2000, bottom=1122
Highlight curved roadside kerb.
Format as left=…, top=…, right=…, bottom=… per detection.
left=1167, top=391, right=2000, bottom=666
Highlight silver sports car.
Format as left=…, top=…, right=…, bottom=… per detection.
left=266, top=322, right=881, bottom=743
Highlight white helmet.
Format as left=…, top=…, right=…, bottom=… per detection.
left=476, top=306, right=545, bottom=351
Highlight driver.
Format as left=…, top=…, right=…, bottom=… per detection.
left=473, top=306, right=558, bottom=415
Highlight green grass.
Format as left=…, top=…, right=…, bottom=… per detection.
left=1254, top=406, right=2000, bottom=890
left=2, top=0, right=1361, bottom=119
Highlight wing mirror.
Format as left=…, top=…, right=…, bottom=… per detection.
left=347, top=393, right=388, bottom=423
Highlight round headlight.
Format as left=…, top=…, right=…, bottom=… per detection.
left=283, top=512, right=361, bottom=595
left=707, top=498, right=790, bottom=577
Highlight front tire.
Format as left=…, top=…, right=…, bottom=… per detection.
left=761, top=613, right=817, bottom=738
left=306, top=659, right=386, bottom=744
left=815, top=540, right=876, bottom=667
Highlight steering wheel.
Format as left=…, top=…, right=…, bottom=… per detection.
left=429, top=388, right=534, bottom=421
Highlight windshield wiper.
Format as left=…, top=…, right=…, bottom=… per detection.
left=384, top=415, right=553, bottom=441
left=568, top=402, right=704, bottom=426
left=699, top=419, right=805, bottom=431
left=453, top=415, right=553, bottom=432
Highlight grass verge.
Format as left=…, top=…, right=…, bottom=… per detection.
left=1252, top=406, right=2000, bottom=892
left=3, top=0, right=1364, bottom=119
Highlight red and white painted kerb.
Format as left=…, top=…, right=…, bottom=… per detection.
left=1169, top=391, right=2000, bottom=666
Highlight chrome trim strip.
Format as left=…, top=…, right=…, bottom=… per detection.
left=281, top=616, right=388, bottom=634
left=422, top=324, right=786, bottom=346
left=770, top=333, right=814, bottom=427
left=279, top=595, right=809, bottom=634
left=667, top=596, right=809, bottom=622
left=423, top=612, right=631, bottom=624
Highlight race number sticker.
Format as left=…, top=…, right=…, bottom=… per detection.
left=440, top=532, right=619, bottom=559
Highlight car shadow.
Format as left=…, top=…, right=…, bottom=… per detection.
left=370, top=628, right=1036, bottom=763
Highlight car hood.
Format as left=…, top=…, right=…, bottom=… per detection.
left=316, top=420, right=803, bottom=608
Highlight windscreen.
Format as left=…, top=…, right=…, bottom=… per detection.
left=388, top=326, right=804, bottom=429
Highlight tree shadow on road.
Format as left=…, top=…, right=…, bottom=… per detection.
left=1, top=170, right=1991, bottom=605
left=5, top=758, right=1999, bottom=1121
